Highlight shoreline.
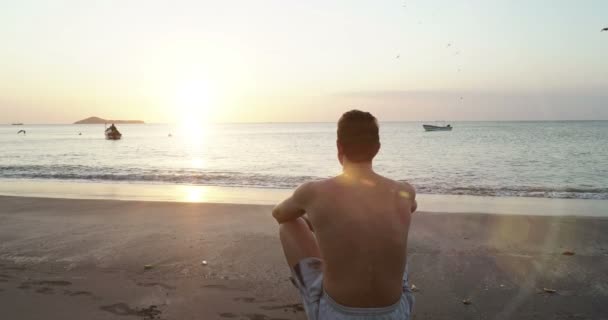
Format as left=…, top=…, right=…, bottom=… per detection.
left=0, top=196, right=607, bottom=319
left=1, top=179, right=607, bottom=217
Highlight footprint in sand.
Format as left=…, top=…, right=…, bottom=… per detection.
left=260, top=304, right=304, bottom=313
left=35, top=287, right=54, bottom=294
left=100, top=303, right=140, bottom=316
left=100, top=303, right=162, bottom=319
left=29, top=280, right=72, bottom=286
left=63, top=289, right=93, bottom=297
left=234, top=297, right=256, bottom=303
left=136, top=282, right=176, bottom=290
left=234, top=297, right=278, bottom=304
left=17, top=280, right=72, bottom=292
left=3, top=266, right=26, bottom=271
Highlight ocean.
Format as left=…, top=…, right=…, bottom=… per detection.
left=1, top=121, right=607, bottom=200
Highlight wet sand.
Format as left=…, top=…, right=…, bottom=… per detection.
left=0, top=195, right=607, bottom=319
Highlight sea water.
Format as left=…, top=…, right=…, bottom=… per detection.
left=1, top=121, right=607, bottom=200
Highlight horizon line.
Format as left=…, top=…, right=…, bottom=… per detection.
left=5, top=119, right=608, bottom=125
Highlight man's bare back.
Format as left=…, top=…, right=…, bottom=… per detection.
left=273, top=110, right=416, bottom=319
left=297, top=171, right=415, bottom=307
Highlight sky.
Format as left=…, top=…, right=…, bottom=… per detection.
left=1, top=0, right=607, bottom=124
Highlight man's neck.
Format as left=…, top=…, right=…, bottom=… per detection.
left=342, top=161, right=374, bottom=177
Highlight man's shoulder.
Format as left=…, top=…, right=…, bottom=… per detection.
left=378, top=175, right=416, bottom=198
left=397, top=180, right=416, bottom=194
left=294, top=178, right=339, bottom=196
left=292, top=180, right=324, bottom=202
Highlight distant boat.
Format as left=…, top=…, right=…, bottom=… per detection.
left=105, top=125, right=122, bottom=140
left=11, top=123, right=23, bottom=125
left=423, top=124, right=453, bottom=132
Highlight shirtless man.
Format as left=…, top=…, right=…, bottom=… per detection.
left=273, top=110, right=417, bottom=320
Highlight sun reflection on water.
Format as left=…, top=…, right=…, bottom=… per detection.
left=190, top=158, right=205, bottom=169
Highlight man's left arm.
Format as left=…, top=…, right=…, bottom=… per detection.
left=272, top=182, right=314, bottom=224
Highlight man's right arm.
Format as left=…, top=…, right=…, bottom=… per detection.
left=398, top=182, right=417, bottom=214
left=272, top=182, right=315, bottom=224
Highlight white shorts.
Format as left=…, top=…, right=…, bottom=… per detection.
left=291, top=257, right=414, bottom=320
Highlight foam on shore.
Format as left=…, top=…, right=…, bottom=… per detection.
left=0, top=178, right=606, bottom=216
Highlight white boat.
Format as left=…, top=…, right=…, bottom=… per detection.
left=423, top=124, right=452, bottom=131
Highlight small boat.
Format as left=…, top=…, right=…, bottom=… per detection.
left=105, top=125, right=122, bottom=140
left=105, top=129, right=122, bottom=140
left=423, top=124, right=453, bottom=132
left=11, top=123, right=24, bottom=125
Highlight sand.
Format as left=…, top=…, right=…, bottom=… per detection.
left=0, top=195, right=607, bottom=319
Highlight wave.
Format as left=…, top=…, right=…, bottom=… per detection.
left=1, top=165, right=607, bottom=200
left=0, top=165, right=321, bottom=189
left=415, top=185, right=608, bottom=200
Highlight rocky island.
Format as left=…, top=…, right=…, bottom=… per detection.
left=74, top=116, right=144, bottom=124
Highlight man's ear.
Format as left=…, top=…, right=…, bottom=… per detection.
left=371, top=142, right=381, bottom=159
left=337, top=140, right=344, bottom=164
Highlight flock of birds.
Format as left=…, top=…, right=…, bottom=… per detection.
left=395, top=2, right=607, bottom=106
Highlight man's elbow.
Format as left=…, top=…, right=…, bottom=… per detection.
left=272, top=207, right=283, bottom=223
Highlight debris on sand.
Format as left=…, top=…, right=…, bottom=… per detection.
left=144, top=264, right=154, bottom=270
left=462, top=298, right=472, bottom=305
left=562, top=250, right=575, bottom=256
left=411, top=284, right=419, bottom=292
left=201, top=260, right=208, bottom=266
left=543, top=288, right=557, bottom=294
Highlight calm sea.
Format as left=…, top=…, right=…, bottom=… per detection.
left=1, top=121, right=607, bottom=200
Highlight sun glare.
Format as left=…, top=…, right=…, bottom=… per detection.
left=179, top=185, right=209, bottom=203
left=173, top=80, right=215, bottom=143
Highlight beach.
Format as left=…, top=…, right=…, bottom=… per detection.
left=1, top=195, right=607, bottom=319
left=3, top=1, right=608, bottom=318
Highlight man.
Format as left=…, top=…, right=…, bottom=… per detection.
left=273, top=110, right=417, bottom=320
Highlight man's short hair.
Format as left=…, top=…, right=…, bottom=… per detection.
left=337, top=110, right=380, bottom=163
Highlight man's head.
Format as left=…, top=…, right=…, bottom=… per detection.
left=337, top=110, right=380, bottom=164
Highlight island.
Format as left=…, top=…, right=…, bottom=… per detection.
left=74, top=116, right=144, bottom=124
